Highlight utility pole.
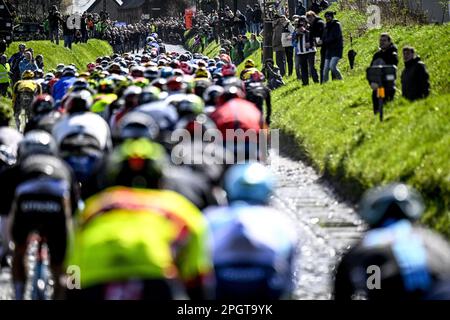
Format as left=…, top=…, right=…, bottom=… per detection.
left=262, top=0, right=273, bottom=63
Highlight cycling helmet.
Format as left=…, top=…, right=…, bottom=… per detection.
left=224, top=162, right=275, bottom=205
left=34, top=69, right=44, bottom=79
left=249, top=70, right=266, bottom=83
left=358, top=183, right=425, bottom=227
left=17, top=130, right=57, bottom=161
left=150, top=78, right=167, bottom=91
left=138, top=86, right=161, bottom=105
left=87, top=63, right=96, bottom=72
left=222, top=63, right=237, bottom=77
left=195, top=67, right=210, bottom=79
left=216, top=85, right=246, bottom=106
left=180, top=62, right=193, bottom=75
left=62, top=66, right=76, bottom=77
left=168, top=94, right=204, bottom=117
left=71, top=78, right=91, bottom=92
left=22, top=70, right=35, bottom=80
left=44, top=73, right=55, bottom=81
left=115, top=111, right=160, bottom=142
left=130, top=66, right=145, bottom=78
left=108, top=63, right=122, bottom=75
left=105, top=138, right=166, bottom=189
left=31, top=94, right=55, bottom=116
left=144, top=66, right=159, bottom=81
left=98, top=78, right=115, bottom=94
left=194, top=79, right=212, bottom=98
left=166, top=76, right=188, bottom=94
left=64, top=90, right=94, bottom=114
left=203, top=85, right=225, bottom=106
left=159, top=66, right=174, bottom=79
left=244, top=59, right=256, bottom=69
left=170, top=60, right=181, bottom=69
left=122, top=86, right=142, bottom=109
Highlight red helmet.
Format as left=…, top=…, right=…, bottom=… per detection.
left=180, top=62, right=193, bottom=75
left=87, top=63, right=96, bottom=72
left=31, top=94, right=55, bottom=116
left=166, top=76, right=188, bottom=93
left=221, top=63, right=237, bottom=77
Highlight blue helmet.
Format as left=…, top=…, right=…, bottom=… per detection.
left=224, top=162, right=275, bottom=205
left=159, top=66, right=174, bottom=79
left=359, top=183, right=425, bottom=227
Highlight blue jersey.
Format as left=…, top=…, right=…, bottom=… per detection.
left=205, top=203, right=298, bottom=268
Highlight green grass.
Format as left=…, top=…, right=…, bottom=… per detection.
left=268, top=13, right=450, bottom=237
left=5, top=39, right=113, bottom=71
left=182, top=11, right=450, bottom=236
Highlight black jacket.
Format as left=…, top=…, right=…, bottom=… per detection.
left=371, top=44, right=399, bottom=66
left=401, top=57, right=430, bottom=101
left=309, top=17, right=325, bottom=42
left=322, top=19, right=343, bottom=59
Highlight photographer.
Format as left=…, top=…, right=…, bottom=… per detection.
left=262, top=58, right=285, bottom=90
left=369, top=33, right=398, bottom=114
left=293, top=16, right=319, bottom=85
left=48, top=5, right=64, bottom=45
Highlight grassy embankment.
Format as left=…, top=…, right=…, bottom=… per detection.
left=195, top=7, right=450, bottom=236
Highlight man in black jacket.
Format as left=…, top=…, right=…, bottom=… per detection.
left=401, top=46, right=430, bottom=101
left=48, top=5, right=63, bottom=45
left=321, top=11, right=343, bottom=83
left=307, top=10, right=326, bottom=83
left=369, top=33, right=398, bottom=114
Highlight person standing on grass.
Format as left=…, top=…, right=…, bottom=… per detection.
left=369, top=33, right=398, bottom=113
left=293, top=16, right=319, bottom=85
left=273, top=15, right=287, bottom=77
left=401, top=46, right=430, bottom=101
left=321, top=11, right=343, bottom=83
left=8, top=44, right=26, bottom=84
left=306, top=11, right=326, bottom=83
left=282, top=17, right=295, bottom=77
left=63, top=15, right=75, bottom=50
left=48, top=5, right=63, bottom=45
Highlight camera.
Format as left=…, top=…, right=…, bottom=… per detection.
left=366, top=65, right=397, bottom=88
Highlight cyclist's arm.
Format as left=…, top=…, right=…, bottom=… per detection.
left=265, top=88, right=272, bottom=125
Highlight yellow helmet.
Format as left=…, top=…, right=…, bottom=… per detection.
left=244, top=59, right=255, bottom=69
left=22, top=70, right=35, bottom=80
left=195, top=67, right=210, bottom=79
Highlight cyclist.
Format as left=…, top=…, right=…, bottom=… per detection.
left=52, top=66, right=77, bottom=104
left=334, top=183, right=450, bottom=300
left=66, top=139, right=212, bottom=300
left=205, top=162, right=298, bottom=300
left=4, top=131, right=79, bottom=300
left=245, top=71, right=272, bottom=125
left=24, top=94, right=57, bottom=133
left=239, top=59, right=259, bottom=81
left=12, top=70, right=42, bottom=131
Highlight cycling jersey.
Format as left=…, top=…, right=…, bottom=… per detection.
left=334, top=220, right=450, bottom=300
left=67, top=187, right=212, bottom=290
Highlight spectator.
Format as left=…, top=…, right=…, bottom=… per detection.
left=401, top=46, right=430, bottom=101
left=310, top=0, right=321, bottom=14
left=252, top=4, right=263, bottom=35
left=48, top=5, right=63, bottom=45
left=282, top=17, right=295, bottom=77
left=244, top=33, right=260, bottom=58
left=306, top=11, right=326, bottom=83
left=80, top=13, right=88, bottom=43
left=63, top=15, right=75, bottom=50
left=0, top=55, right=10, bottom=97
left=235, top=10, right=247, bottom=36
left=296, top=1, right=306, bottom=16
left=369, top=33, right=398, bottom=113
left=262, top=58, right=285, bottom=90
left=19, top=51, right=37, bottom=77
left=8, top=44, right=26, bottom=84
left=321, top=11, right=343, bottom=83
left=273, top=15, right=287, bottom=77
left=245, top=5, right=254, bottom=33
left=35, top=55, right=44, bottom=70
left=293, top=16, right=319, bottom=85
left=320, top=0, right=330, bottom=11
